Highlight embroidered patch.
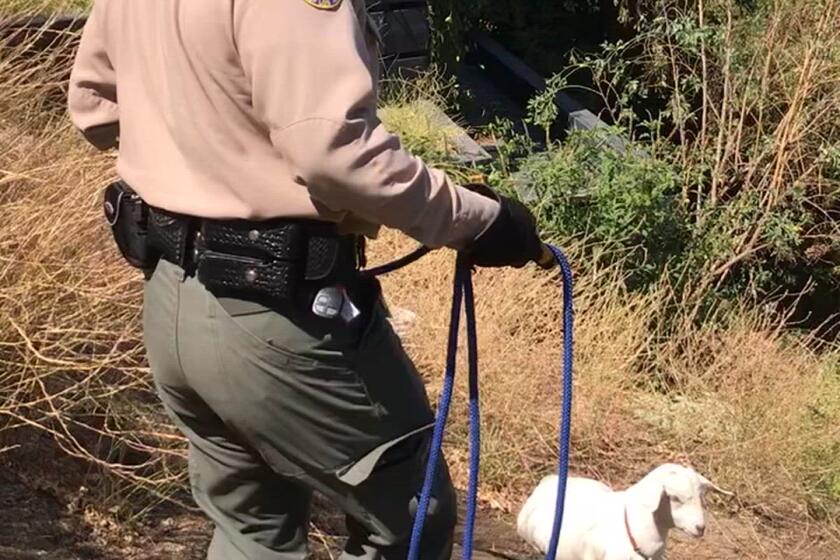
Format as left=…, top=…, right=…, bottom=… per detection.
left=304, top=0, right=342, bottom=9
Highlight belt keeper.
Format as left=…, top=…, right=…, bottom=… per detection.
left=148, top=208, right=192, bottom=268
left=304, top=235, right=342, bottom=281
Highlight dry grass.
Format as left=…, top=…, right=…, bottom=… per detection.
left=0, top=9, right=838, bottom=549
left=1, top=0, right=88, bottom=15
left=378, top=70, right=480, bottom=184
left=371, top=233, right=840, bottom=526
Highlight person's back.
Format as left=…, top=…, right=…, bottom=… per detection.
left=68, top=1, right=547, bottom=559
left=70, top=0, right=498, bottom=244
left=77, top=0, right=314, bottom=221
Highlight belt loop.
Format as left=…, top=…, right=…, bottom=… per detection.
left=184, top=225, right=202, bottom=277
left=357, top=236, right=367, bottom=270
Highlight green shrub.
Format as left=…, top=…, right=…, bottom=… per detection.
left=476, top=0, right=840, bottom=327
left=509, top=128, right=689, bottom=287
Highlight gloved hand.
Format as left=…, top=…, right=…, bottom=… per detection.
left=461, top=183, right=544, bottom=268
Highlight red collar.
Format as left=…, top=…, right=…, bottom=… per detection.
left=624, top=505, right=649, bottom=559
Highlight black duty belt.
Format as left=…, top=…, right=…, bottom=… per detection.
left=146, top=206, right=364, bottom=302
left=103, top=179, right=366, bottom=302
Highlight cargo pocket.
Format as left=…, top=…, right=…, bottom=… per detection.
left=341, top=432, right=457, bottom=550
left=336, top=422, right=433, bottom=486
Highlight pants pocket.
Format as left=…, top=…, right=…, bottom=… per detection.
left=209, top=291, right=360, bottom=371
left=352, top=304, right=435, bottom=430
left=205, top=279, right=434, bottom=481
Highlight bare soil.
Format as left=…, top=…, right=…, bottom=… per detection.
left=2, top=465, right=838, bottom=560
left=0, top=465, right=209, bottom=560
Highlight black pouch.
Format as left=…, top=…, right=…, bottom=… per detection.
left=196, top=219, right=306, bottom=301
left=198, top=251, right=299, bottom=301
left=103, top=181, right=158, bottom=270
left=194, top=220, right=356, bottom=305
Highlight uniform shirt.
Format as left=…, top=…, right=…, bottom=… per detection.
left=67, top=0, right=499, bottom=250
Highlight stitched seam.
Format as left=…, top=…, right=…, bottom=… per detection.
left=273, top=116, right=346, bottom=137
left=74, top=88, right=119, bottom=113
left=173, top=273, right=187, bottom=379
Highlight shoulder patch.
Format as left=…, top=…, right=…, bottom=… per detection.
left=304, top=0, right=342, bottom=9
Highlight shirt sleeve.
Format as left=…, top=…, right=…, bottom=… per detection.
left=67, top=0, right=119, bottom=151
left=233, top=0, right=499, bottom=250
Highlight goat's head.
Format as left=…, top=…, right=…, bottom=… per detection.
left=636, top=463, right=731, bottom=539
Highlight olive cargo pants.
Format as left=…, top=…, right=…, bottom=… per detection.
left=142, top=259, right=456, bottom=560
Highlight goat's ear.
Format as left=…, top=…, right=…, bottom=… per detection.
left=640, top=481, right=667, bottom=513
left=698, top=474, right=735, bottom=497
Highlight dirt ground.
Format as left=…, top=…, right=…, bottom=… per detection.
left=2, top=465, right=839, bottom=560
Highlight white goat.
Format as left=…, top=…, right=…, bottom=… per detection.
left=517, top=463, right=732, bottom=560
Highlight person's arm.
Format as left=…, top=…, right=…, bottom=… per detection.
left=234, top=0, right=498, bottom=250
left=67, top=0, right=119, bottom=151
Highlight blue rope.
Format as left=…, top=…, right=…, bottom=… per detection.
left=404, top=245, right=574, bottom=560
left=545, top=245, right=574, bottom=560
left=406, top=260, right=465, bottom=560
left=462, top=261, right=480, bottom=560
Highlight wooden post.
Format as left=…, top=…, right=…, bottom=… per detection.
left=366, top=0, right=431, bottom=78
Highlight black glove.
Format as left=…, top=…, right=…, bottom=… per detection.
left=461, top=183, right=544, bottom=268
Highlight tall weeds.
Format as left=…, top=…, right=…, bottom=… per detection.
left=557, top=0, right=840, bottom=319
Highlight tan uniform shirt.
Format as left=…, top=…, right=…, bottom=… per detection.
left=68, top=0, right=499, bottom=250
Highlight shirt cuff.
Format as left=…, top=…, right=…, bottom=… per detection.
left=446, top=183, right=501, bottom=251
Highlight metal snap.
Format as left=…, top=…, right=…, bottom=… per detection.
left=245, top=269, right=258, bottom=283
left=248, top=230, right=260, bottom=242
